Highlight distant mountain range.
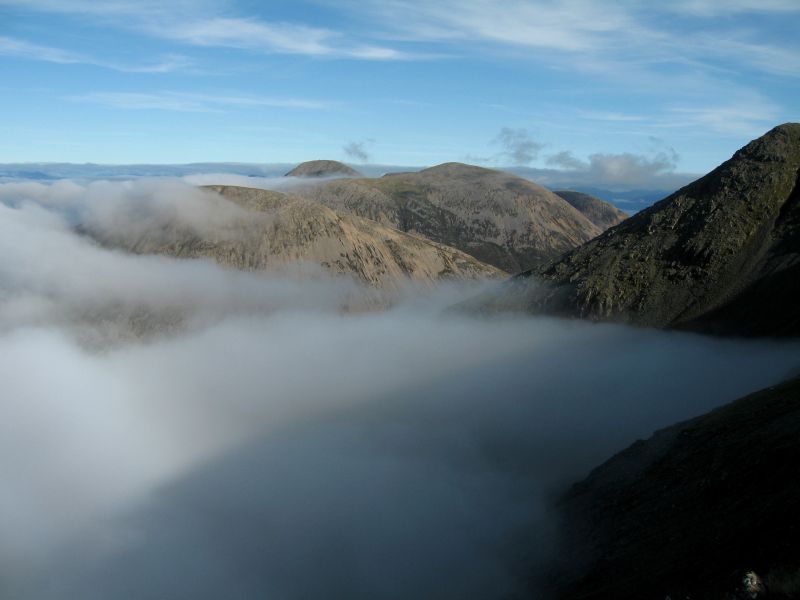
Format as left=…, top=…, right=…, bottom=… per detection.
left=0, top=162, right=683, bottom=212
left=507, top=166, right=697, bottom=211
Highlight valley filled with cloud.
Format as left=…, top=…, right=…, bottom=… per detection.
left=2, top=178, right=799, bottom=598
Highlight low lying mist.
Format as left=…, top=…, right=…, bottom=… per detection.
left=2, top=179, right=799, bottom=599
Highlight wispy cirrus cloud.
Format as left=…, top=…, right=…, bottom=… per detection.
left=156, top=17, right=408, bottom=60
left=4, top=0, right=797, bottom=71
left=665, top=0, right=800, bottom=16
left=0, top=1, right=410, bottom=60
left=693, top=35, right=800, bottom=77
left=68, top=91, right=331, bottom=112
left=0, top=36, right=190, bottom=73
left=350, top=0, right=636, bottom=53
left=345, top=0, right=800, bottom=78
left=576, top=110, right=647, bottom=123
left=665, top=104, right=782, bottom=137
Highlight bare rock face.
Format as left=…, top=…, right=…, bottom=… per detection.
left=553, top=190, right=628, bottom=231
left=491, top=123, right=800, bottom=336
left=285, top=160, right=362, bottom=178
left=547, top=377, right=800, bottom=600
left=94, top=184, right=502, bottom=289
left=294, top=162, right=602, bottom=273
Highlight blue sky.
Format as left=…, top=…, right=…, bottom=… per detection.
left=1, top=0, right=798, bottom=186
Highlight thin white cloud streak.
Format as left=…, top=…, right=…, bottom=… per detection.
left=702, top=36, right=800, bottom=77
left=352, top=0, right=637, bottom=52
left=3, top=0, right=797, bottom=72
left=158, top=17, right=408, bottom=60
left=665, top=0, right=800, bottom=16
left=0, top=1, right=410, bottom=60
left=0, top=36, right=190, bottom=73
left=348, top=0, right=800, bottom=80
left=576, top=110, right=646, bottom=122
left=67, top=91, right=331, bottom=112
left=0, top=36, right=79, bottom=63
left=665, top=102, right=782, bottom=137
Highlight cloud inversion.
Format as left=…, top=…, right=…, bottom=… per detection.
left=1, top=177, right=799, bottom=599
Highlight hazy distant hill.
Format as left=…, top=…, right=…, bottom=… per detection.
left=93, top=184, right=501, bottom=289
left=548, top=376, right=800, bottom=599
left=553, top=190, right=628, bottom=230
left=294, top=162, right=602, bottom=273
left=489, top=123, right=800, bottom=336
left=285, top=160, right=362, bottom=178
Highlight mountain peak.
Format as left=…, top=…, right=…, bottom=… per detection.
left=419, top=162, right=499, bottom=178
left=285, top=160, right=362, bottom=178
left=485, top=123, right=800, bottom=336
left=731, top=122, right=800, bottom=164
left=293, top=161, right=601, bottom=272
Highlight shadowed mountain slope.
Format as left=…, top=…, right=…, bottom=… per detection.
left=294, top=162, right=602, bottom=273
left=547, top=376, right=800, bottom=600
left=553, top=190, right=628, bottom=230
left=490, top=124, right=800, bottom=336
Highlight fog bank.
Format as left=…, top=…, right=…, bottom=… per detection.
left=1, top=178, right=799, bottom=599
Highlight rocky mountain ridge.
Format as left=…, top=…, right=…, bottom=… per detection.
left=487, top=123, right=800, bottom=336
left=88, top=184, right=502, bottom=290
left=294, top=162, right=604, bottom=273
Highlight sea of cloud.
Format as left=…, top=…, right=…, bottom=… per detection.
left=1, top=178, right=798, bottom=599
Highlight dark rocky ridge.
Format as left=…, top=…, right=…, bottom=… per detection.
left=294, top=162, right=602, bottom=273
left=493, top=124, right=800, bottom=336
left=547, top=376, right=800, bottom=600
left=285, top=160, right=362, bottom=178
left=553, top=190, right=628, bottom=231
